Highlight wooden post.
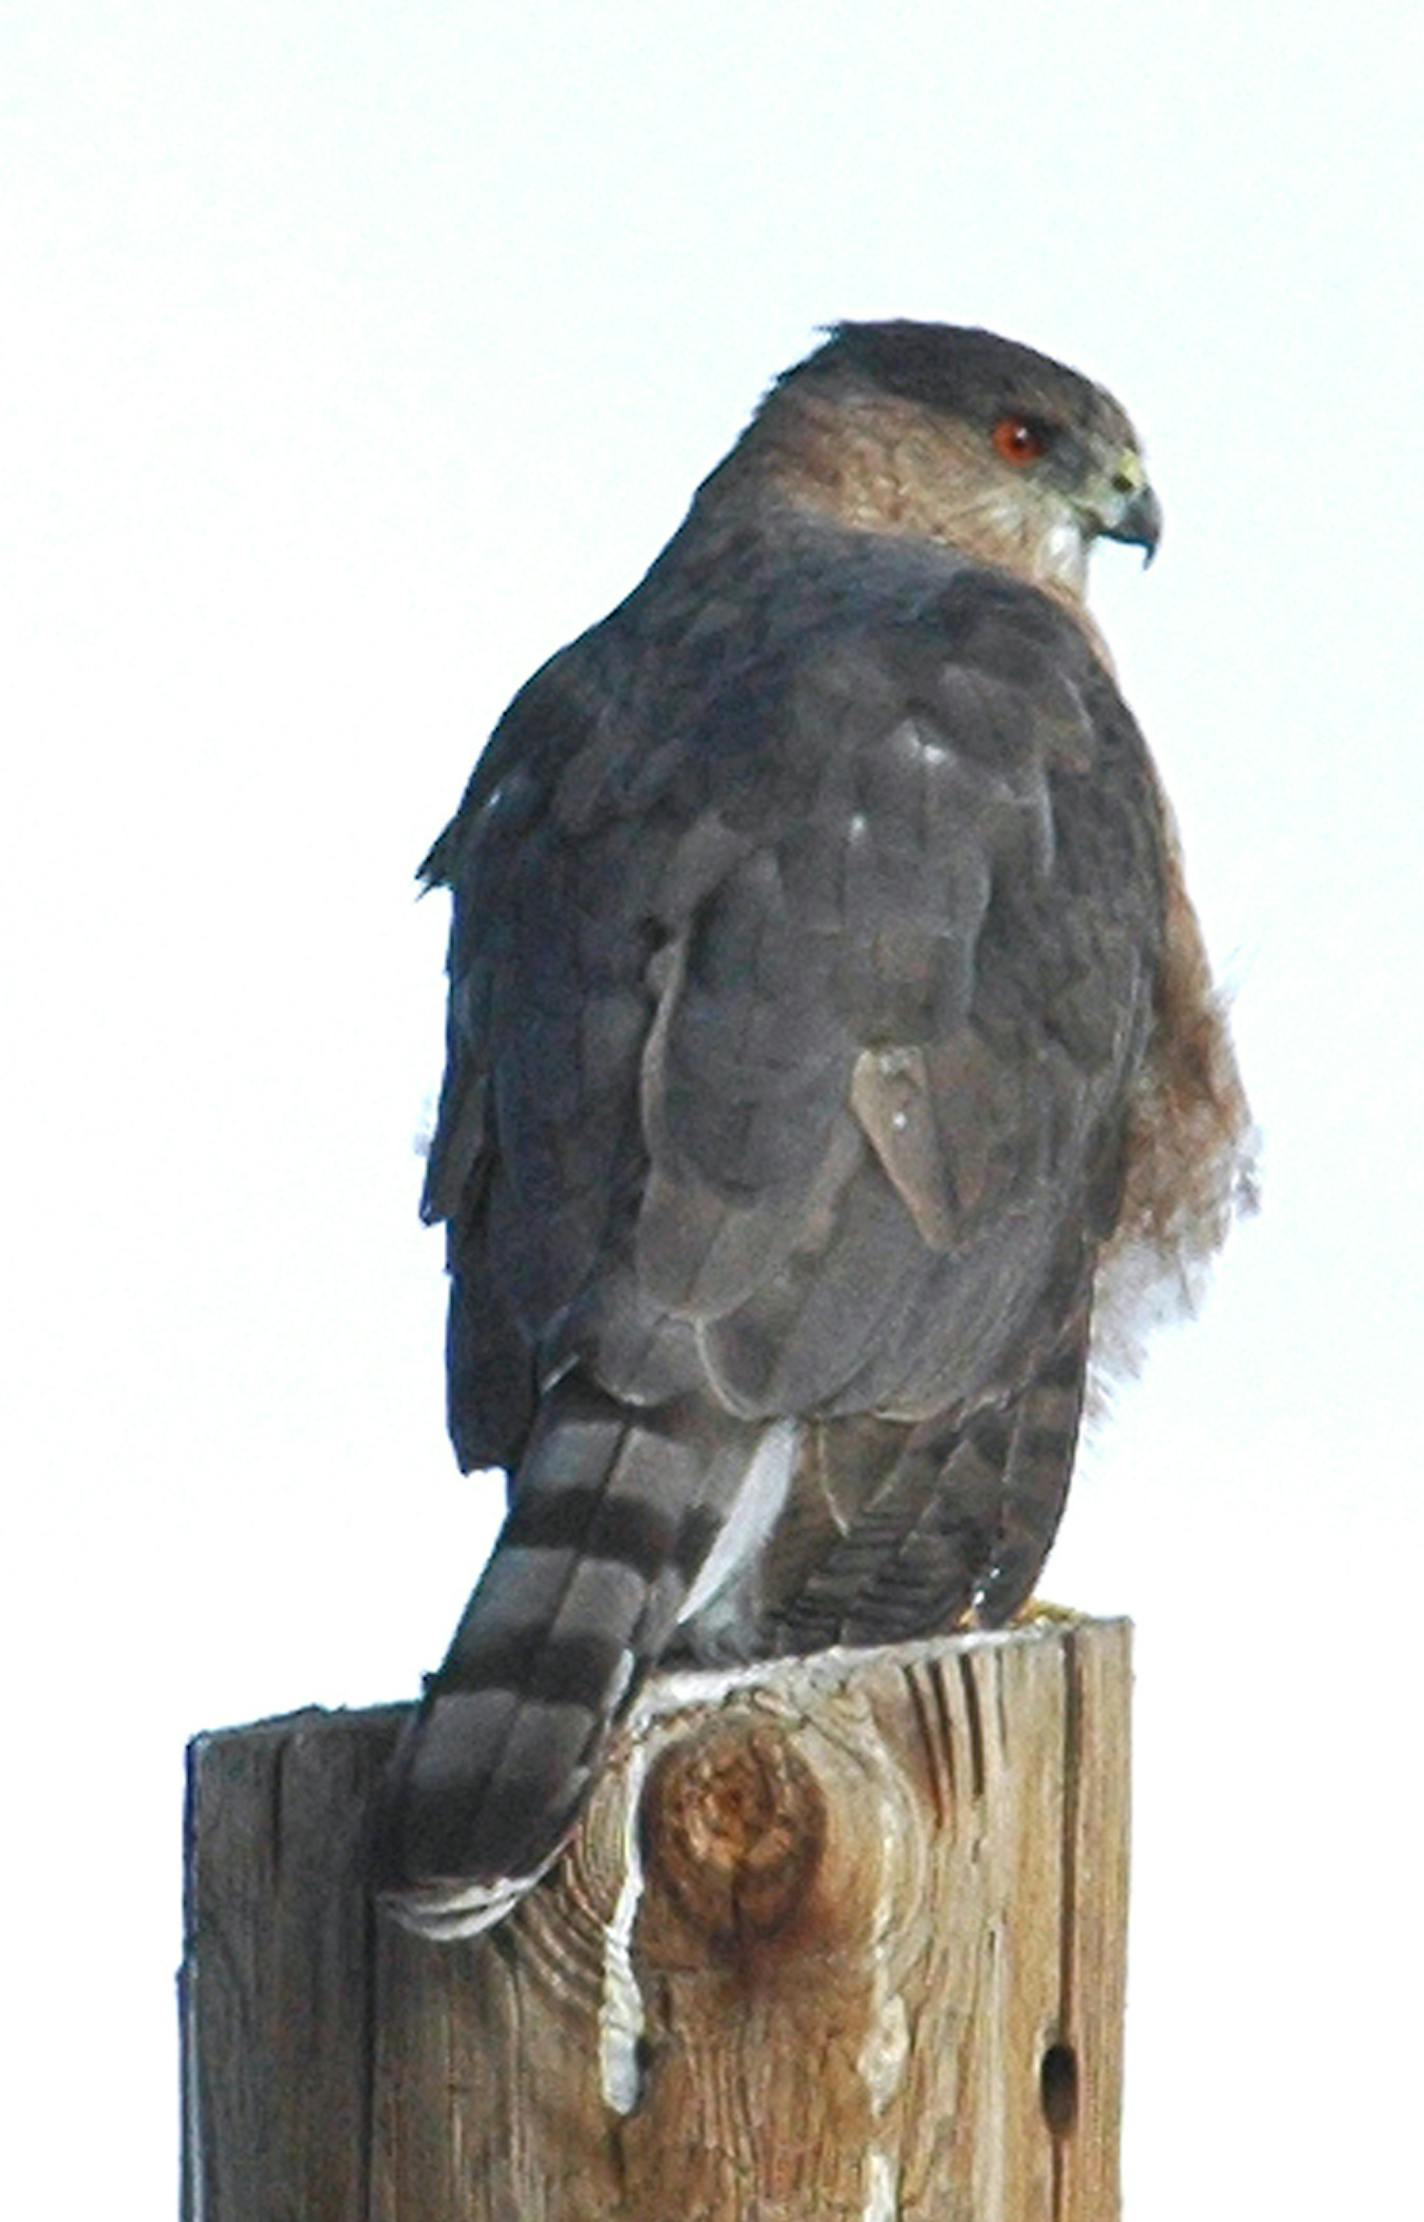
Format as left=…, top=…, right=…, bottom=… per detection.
left=182, top=1616, right=1130, bottom=2221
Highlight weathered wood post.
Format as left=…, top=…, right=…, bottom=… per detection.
left=181, top=1614, right=1130, bottom=2220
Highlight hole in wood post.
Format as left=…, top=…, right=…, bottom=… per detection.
left=1040, top=2040, right=1079, bottom=2137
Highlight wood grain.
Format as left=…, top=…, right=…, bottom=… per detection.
left=182, top=1617, right=1130, bottom=2220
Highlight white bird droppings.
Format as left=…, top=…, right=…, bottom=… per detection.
left=859, top=1988, right=910, bottom=2115
left=598, top=1738, right=650, bottom=2115
left=863, top=2147, right=900, bottom=2221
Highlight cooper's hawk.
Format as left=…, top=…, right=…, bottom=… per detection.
left=377, top=321, right=1250, bottom=1938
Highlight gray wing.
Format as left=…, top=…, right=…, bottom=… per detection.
left=422, top=556, right=1165, bottom=1462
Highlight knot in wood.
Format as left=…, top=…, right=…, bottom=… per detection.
left=644, top=1717, right=826, bottom=1948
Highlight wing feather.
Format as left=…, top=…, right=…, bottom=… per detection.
left=423, top=531, right=1165, bottom=1460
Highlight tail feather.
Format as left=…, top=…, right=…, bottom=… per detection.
left=377, top=1317, right=1091, bottom=1936
left=376, top=1377, right=763, bottom=1936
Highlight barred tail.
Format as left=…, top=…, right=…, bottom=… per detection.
left=375, top=1378, right=774, bottom=1939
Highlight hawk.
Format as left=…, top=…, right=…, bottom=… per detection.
left=377, top=321, right=1250, bottom=1938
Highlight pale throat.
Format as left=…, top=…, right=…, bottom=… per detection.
left=987, top=497, right=1089, bottom=599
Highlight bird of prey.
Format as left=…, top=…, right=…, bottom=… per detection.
left=377, top=321, right=1251, bottom=1938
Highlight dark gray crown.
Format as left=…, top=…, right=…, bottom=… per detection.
left=780, top=320, right=1130, bottom=444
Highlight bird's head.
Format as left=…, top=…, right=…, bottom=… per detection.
left=730, top=319, right=1161, bottom=604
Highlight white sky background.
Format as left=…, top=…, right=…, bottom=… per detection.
left=3, top=2, right=1420, bottom=2209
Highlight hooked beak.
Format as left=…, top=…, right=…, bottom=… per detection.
left=1092, top=451, right=1163, bottom=565
left=1100, top=480, right=1163, bottom=564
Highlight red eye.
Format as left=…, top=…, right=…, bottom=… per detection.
left=992, top=416, right=1048, bottom=466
